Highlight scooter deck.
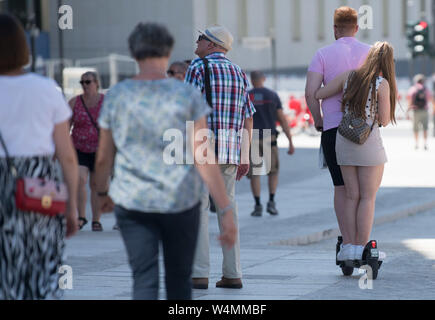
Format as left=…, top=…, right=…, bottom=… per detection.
left=339, top=259, right=383, bottom=268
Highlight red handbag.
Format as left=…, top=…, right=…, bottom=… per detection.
left=15, top=177, right=68, bottom=216
left=1, top=132, right=68, bottom=216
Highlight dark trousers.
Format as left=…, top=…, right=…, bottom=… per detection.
left=115, top=203, right=200, bottom=300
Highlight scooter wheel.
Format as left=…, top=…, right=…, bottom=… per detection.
left=368, top=261, right=379, bottom=280
left=341, top=266, right=354, bottom=276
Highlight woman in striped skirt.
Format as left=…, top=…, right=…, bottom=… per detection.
left=0, top=14, right=79, bottom=299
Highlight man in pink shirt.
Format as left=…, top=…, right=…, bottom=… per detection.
left=407, top=74, right=433, bottom=150
left=305, top=6, right=370, bottom=251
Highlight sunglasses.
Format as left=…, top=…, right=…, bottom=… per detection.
left=167, top=70, right=183, bottom=76
left=197, top=34, right=211, bottom=42
left=80, top=80, right=93, bottom=85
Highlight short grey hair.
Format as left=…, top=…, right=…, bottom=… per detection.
left=128, top=22, right=174, bottom=60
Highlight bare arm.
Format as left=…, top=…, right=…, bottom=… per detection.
left=68, top=97, right=76, bottom=127
left=53, top=120, right=79, bottom=238
left=314, top=71, right=350, bottom=100
left=305, top=72, right=324, bottom=131
left=242, top=116, right=253, bottom=160
left=276, top=109, right=295, bottom=155
left=377, top=80, right=391, bottom=127
left=94, top=129, right=116, bottom=212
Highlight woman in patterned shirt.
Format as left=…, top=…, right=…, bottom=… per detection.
left=94, top=22, right=237, bottom=300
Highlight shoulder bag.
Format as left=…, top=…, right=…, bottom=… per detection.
left=338, top=79, right=378, bottom=145
left=0, top=132, right=68, bottom=216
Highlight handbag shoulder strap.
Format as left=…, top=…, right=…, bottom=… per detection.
left=79, top=95, right=100, bottom=132
left=369, top=78, right=379, bottom=130
left=0, top=131, right=17, bottom=177
left=201, top=58, right=213, bottom=108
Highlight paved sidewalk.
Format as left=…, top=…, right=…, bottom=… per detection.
left=63, top=120, right=435, bottom=300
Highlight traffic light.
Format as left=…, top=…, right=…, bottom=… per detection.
left=407, top=21, right=431, bottom=57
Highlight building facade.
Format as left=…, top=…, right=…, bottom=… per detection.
left=2, top=0, right=434, bottom=78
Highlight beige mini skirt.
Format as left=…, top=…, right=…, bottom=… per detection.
left=336, top=124, right=387, bottom=166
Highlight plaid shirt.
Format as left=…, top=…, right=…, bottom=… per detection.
left=185, top=52, right=255, bottom=165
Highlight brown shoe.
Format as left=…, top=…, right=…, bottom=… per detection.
left=216, top=277, right=243, bottom=289
left=192, top=278, right=208, bottom=289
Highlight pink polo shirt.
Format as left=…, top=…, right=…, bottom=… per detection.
left=308, top=37, right=371, bottom=131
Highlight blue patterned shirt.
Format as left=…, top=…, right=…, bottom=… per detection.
left=98, top=78, right=210, bottom=213
left=185, top=52, right=256, bottom=165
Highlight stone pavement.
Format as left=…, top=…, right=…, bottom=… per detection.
left=63, top=120, right=435, bottom=300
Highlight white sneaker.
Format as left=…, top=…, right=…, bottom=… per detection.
left=354, top=245, right=364, bottom=261
left=337, top=244, right=353, bottom=261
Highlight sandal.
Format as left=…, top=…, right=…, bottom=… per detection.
left=92, top=221, right=103, bottom=232
left=78, top=217, right=88, bottom=230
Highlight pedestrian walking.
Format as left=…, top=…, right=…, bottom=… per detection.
left=167, top=61, right=189, bottom=81
left=0, top=14, right=79, bottom=299
left=305, top=6, right=370, bottom=251
left=68, top=71, right=105, bottom=231
left=314, top=41, right=397, bottom=260
left=247, top=71, right=295, bottom=217
left=94, top=22, right=236, bottom=300
left=185, top=25, right=255, bottom=289
left=406, top=74, right=433, bottom=150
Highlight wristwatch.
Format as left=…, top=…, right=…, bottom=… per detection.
left=97, top=191, right=109, bottom=197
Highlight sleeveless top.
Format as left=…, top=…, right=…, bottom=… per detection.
left=71, top=94, right=104, bottom=153
left=343, top=75, right=383, bottom=126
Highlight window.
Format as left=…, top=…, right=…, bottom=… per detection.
left=207, top=0, right=218, bottom=26
left=361, top=0, right=369, bottom=39
left=292, top=0, right=301, bottom=41
left=238, top=0, right=248, bottom=40
left=318, top=0, right=325, bottom=41
left=266, top=0, right=275, bottom=36
left=402, top=0, right=408, bottom=35
left=383, top=0, right=389, bottom=37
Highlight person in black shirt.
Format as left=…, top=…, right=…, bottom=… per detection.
left=247, top=71, right=295, bottom=217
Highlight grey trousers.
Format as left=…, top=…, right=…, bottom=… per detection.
left=191, top=164, right=242, bottom=279
left=115, top=203, right=200, bottom=300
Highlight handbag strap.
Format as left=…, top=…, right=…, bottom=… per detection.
left=202, top=58, right=213, bottom=108
left=80, top=95, right=100, bottom=133
left=369, top=78, right=379, bottom=131
left=0, top=131, right=18, bottom=177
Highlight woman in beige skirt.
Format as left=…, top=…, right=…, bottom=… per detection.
left=315, top=42, right=397, bottom=261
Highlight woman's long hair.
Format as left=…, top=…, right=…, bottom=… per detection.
left=342, top=41, right=397, bottom=124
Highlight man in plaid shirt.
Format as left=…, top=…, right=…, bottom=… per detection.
left=185, top=25, right=255, bottom=290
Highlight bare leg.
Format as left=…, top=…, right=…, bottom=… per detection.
left=250, top=176, right=261, bottom=198
left=90, top=171, right=102, bottom=222
left=268, top=173, right=278, bottom=196
left=334, top=185, right=349, bottom=244
left=340, top=166, right=359, bottom=245
left=355, top=165, right=384, bottom=245
left=77, top=166, right=89, bottom=220
left=414, top=131, right=419, bottom=148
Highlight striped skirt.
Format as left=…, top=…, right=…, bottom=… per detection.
left=0, top=156, right=66, bottom=300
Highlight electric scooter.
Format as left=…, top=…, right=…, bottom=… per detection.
left=336, top=236, right=383, bottom=280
